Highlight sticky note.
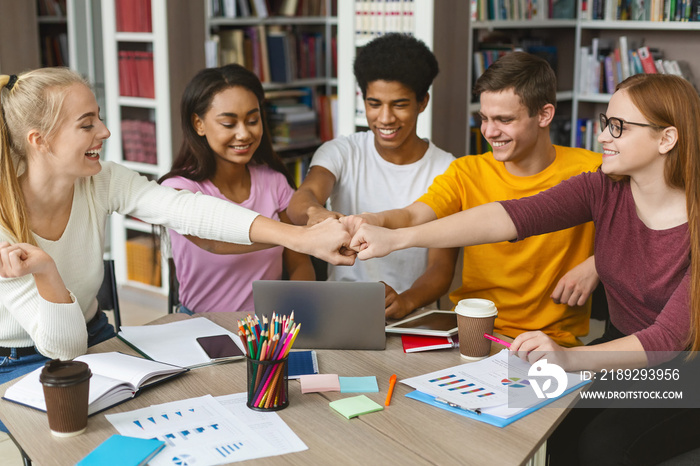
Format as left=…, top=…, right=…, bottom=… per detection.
left=299, top=374, right=340, bottom=394
left=329, top=395, right=384, bottom=419
left=339, top=376, right=379, bottom=393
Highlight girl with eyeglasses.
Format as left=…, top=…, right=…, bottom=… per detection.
left=349, top=73, right=700, bottom=464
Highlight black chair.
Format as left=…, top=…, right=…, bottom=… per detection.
left=96, top=259, right=122, bottom=332
left=167, top=258, right=179, bottom=314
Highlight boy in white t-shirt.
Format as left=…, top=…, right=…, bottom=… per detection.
left=287, top=33, right=457, bottom=319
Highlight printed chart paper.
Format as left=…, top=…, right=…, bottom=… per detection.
left=106, top=394, right=306, bottom=465
left=401, top=349, right=584, bottom=415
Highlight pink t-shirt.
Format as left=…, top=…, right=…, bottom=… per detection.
left=162, top=164, right=294, bottom=312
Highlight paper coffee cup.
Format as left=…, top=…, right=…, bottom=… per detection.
left=455, top=299, right=498, bottom=361
left=40, top=360, right=92, bottom=437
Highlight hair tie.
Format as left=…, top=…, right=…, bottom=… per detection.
left=6, top=75, right=18, bottom=91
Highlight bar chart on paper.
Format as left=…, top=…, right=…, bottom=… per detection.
left=105, top=395, right=274, bottom=465
left=428, top=374, right=496, bottom=398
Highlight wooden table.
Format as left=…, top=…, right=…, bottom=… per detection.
left=0, top=313, right=579, bottom=466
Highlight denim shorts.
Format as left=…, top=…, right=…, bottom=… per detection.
left=0, top=310, right=115, bottom=386
left=177, top=304, right=195, bottom=315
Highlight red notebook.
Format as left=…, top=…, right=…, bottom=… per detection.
left=401, top=334, right=458, bottom=353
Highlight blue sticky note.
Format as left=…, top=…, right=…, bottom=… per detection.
left=339, top=376, right=379, bottom=393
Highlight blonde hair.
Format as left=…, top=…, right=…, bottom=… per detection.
left=617, top=74, right=700, bottom=353
left=0, top=67, right=88, bottom=244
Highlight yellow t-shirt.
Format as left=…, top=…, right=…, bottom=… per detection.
left=418, top=146, right=601, bottom=346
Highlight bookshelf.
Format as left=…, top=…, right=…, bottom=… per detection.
left=204, top=0, right=339, bottom=187
left=573, top=20, right=700, bottom=150
left=101, top=0, right=205, bottom=294
left=463, top=0, right=700, bottom=154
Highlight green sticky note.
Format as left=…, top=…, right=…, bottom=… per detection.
left=329, top=395, right=384, bottom=419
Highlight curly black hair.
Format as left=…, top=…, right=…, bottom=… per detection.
left=353, top=33, right=438, bottom=101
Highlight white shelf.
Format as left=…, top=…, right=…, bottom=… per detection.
left=118, top=96, right=157, bottom=108
left=102, top=0, right=171, bottom=295
left=472, top=19, right=577, bottom=28
left=209, top=16, right=336, bottom=26
left=121, top=160, right=161, bottom=175
left=579, top=20, right=700, bottom=30
left=115, top=32, right=155, bottom=42
left=576, top=93, right=613, bottom=103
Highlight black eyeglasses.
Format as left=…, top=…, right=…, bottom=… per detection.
left=599, top=114, right=663, bottom=138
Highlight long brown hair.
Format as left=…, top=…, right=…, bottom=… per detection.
left=0, top=68, right=88, bottom=245
left=617, top=74, right=700, bottom=352
left=159, top=64, right=295, bottom=189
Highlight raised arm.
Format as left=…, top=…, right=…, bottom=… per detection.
left=351, top=202, right=518, bottom=259
left=287, top=166, right=342, bottom=225
left=342, top=201, right=438, bottom=237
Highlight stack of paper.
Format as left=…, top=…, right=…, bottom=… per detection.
left=106, top=394, right=307, bottom=465
left=401, top=349, right=589, bottom=427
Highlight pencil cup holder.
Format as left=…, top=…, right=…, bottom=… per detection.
left=246, top=356, right=289, bottom=411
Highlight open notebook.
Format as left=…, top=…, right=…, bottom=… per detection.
left=3, top=352, right=186, bottom=416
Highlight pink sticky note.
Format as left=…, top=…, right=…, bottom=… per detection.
left=299, top=374, right=341, bottom=394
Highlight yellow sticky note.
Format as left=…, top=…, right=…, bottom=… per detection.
left=329, top=395, right=384, bottom=419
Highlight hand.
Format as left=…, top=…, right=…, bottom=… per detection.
left=510, top=331, right=571, bottom=369
left=340, top=213, right=382, bottom=238
left=305, top=218, right=356, bottom=266
left=382, top=282, right=412, bottom=319
left=306, top=206, right=343, bottom=226
left=551, top=257, right=599, bottom=306
left=350, top=224, right=398, bottom=260
left=0, top=242, right=55, bottom=278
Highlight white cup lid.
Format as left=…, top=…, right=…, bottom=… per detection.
left=455, top=298, right=497, bottom=318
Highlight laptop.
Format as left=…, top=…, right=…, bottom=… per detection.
left=252, top=280, right=386, bottom=350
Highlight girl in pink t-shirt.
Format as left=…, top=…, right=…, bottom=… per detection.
left=159, top=64, right=314, bottom=312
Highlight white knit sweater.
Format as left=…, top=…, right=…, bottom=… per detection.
left=0, top=161, right=259, bottom=360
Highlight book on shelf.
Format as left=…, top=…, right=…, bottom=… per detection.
left=210, top=0, right=330, bottom=17
left=637, top=46, right=658, bottom=74
left=38, top=0, right=67, bottom=17
left=355, top=0, right=416, bottom=41
left=121, top=120, right=157, bottom=165
left=401, top=334, right=458, bottom=353
left=2, top=352, right=187, bottom=416
left=115, top=0, right=152, bottom=33
left=118, top=50, right=155, bottom=98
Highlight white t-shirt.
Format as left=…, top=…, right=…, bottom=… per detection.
left=310, top=131, right=454, bottom=293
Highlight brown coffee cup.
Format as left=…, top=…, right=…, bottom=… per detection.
left=455, top=299, right=498, bottom=360
left=39, top=359, right=92, bottom=437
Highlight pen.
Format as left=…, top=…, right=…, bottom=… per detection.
left=483, top=333, right=511, bottom=348
left=385, top=374, right=397, bottom=406
left=435, top=397, right=481, bottom=415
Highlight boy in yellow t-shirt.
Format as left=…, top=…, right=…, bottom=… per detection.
left=344, top=52, right=601, bottom=346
